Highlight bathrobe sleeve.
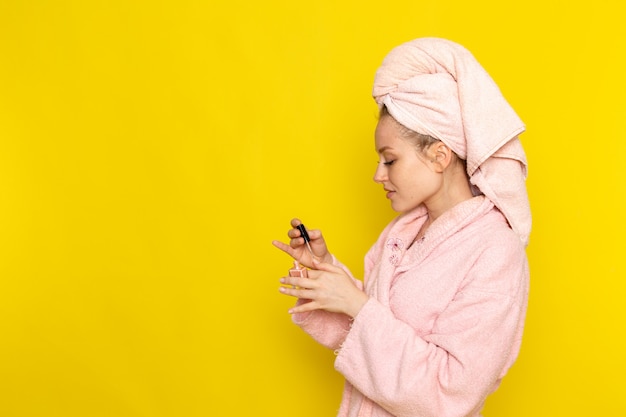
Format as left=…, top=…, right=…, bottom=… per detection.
left=334, top=231, right=529, bottom=417
left=291, top=255, right=365, bottom=350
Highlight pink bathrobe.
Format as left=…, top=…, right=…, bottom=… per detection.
left=293, top=196, right=529, bottom=417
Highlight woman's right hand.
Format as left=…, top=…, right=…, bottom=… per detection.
left=272, top=218, right=331, bottom=268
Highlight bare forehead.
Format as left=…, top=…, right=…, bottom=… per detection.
left=375, top=117, right=406, bottom=153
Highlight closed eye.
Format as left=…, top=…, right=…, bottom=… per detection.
left=383, top=160, right=396, bottom=166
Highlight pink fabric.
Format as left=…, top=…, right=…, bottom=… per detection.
left=293, top=197, right=529, bottom=417
left=372, top=37, right=531, bottom=246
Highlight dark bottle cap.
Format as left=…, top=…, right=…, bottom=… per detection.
left=296, top=224, right=310, bottom=243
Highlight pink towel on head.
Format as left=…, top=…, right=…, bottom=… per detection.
left=373, top=37, right=532, bottom=246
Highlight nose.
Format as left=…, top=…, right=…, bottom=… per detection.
left=373, top=162, right=386, bottom=184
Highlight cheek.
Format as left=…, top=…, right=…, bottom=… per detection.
left=398, top=167, right=434, bottom=194
left=393, top=166, right=417, bottom=186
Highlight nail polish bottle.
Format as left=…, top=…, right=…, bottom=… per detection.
left=289, top=260, right=308, bottom=278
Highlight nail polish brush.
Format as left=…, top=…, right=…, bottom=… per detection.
left=297, top=224, right=315, bottom=258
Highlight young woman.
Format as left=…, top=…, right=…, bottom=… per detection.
left=272, top=37, right=531, bottom=417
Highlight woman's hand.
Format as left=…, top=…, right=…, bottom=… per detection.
left=272, top=218, right=331, bottom=268
left=278, top=260, right=369, bottom=318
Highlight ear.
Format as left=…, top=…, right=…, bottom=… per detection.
left=428, top=142, right=453, bottom=173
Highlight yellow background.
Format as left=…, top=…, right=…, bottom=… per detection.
left=0, top=0, right=624, bottom=416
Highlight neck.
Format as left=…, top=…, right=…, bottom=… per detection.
left=425, top=166, right=473, bottom=221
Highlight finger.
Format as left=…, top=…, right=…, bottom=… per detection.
left=288, top=225, right=309, bottom=241
left=288, top=237, right=306, bottom=250
left=290, top=218, right=302, bottom=228
left=280, top=277, right=313, bottom=289
left=288, top=230, right=308, bottom=245
left=308, top=228, right=323, bottom=241
left=287, top=228, right=301, bottom=239
left=272, top=240, right=294, bottom=256
left=309, top=260, right=343, bottom=274
left=279, top=284, right=312, bottom=299
left=288, top=301, right=319, bottom=315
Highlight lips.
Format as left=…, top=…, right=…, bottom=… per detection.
left=384, top=189, right=395, bottom=199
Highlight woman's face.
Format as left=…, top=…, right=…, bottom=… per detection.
left=373, top=116, right=441, bottom=213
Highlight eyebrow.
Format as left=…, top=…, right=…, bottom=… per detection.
left=377, top=146, right=393, bottom=153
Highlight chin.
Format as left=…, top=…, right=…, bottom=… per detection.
left=390, top=202, right=405, bottom=213
left=392, top=202, right=421, bottom=213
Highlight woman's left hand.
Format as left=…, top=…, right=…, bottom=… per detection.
left=279, top=261, right=369, bottom=318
